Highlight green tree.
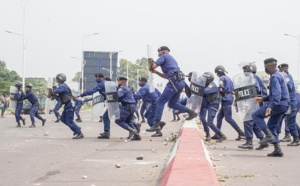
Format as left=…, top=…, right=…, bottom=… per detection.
left=0, top=60, right=21, bottom=94
left=72, top=71, right=81, bottom=83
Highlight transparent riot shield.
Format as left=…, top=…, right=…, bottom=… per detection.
left=45, top=77, right=54, bottom=114
left=105, top=81, right=120, bottom=119
left=91, top=92, right=105, bottom=121
left=9, top=86, right=18, bottom=110
left=186, top=72, right=206, bottom=113
left=233, top=72, right=259, bottom=122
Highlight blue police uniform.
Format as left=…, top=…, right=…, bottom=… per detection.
left=172, top=97, right=188, bottom=120
left=23, top=91, right=45, bottom=125
left=199, top=102, right=208, bottom=132
left=73, top=98, right=84, bottom=119
left=277, top=72, right=299, bottom=138
left=80, top=79, right=110, bottom=132
left=54, top=83, right=82, bottom=135
left=154, top=54, right=189, bottom=121
left=134, top=84, right=151, bottom=121
left=202, top=82, right=222, bottom=135
left=15, top=87, right=25, bottom=123
left=52, top=97, right=62, bottom=118
left=243, top=74, right=266, bottom=140
left=144, top=89, right=161, bottom=127
left=252, top=70, right=289, bottom=143
left=115, top=85, right=137, bottom=130
left=216, top=75, right=243, bottom=134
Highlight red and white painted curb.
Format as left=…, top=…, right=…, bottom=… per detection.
left=160, top=120, right=219, bottom=186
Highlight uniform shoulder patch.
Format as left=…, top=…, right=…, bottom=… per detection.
left=219, top=80, right=223, bottom=85
left=208, top=84, right=213, bottom=88
left=286, top=77, right=290, bottom=83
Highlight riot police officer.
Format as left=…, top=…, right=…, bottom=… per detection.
left=252, top=58, right=289, bottom=157
left=277, top=63, right=299, bottom=146
left=136, top=77, right=151, bottom=123
left=53, top=73, right=84, bottom=139
left=14, top=81, right=26, bottom=127
left=202, top=72, right=227, bottom=142
left=52, top=85, right=62, bottom=122
left=23, top=84, right=46, bottom=128
left=146, top=46, right=198, bottom=132
left=214, top=65, right=245, bottom=140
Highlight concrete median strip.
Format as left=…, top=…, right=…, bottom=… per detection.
left=160, top=120, right=219, bottom=186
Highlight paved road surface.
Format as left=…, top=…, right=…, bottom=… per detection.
left=200, top=111, right=300, bottom=186
left=0, top=109, right=182, bottom=186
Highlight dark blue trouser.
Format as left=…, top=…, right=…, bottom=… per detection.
left=54, top=102, right=62, bottom=118
left=155, top=80, right=187, bottom=121
left=115, top=105, right=136, bottom=130
left=15, top=103, right=23, bottom=122
left=217, top=103, right=240, bottom=131
left=140, top=102, right=150, bottom=121
left=203, top=107, right=221, bottom=134
left=60, top=102, right=82, bottom=135
left=199, top=107, right=209, bottom=133
left=277, top=110, right=299, bottom=137
left=243, top=120, right=264, bottom=139
left=30, top=104, right=44, bottom=124
left=252, top=105, right=288, bottom=143
left=145, top=103, right=157, bottom=127
left=103, top=109, right=110, bottom=132
left=74, top=103, right=83, bottom=119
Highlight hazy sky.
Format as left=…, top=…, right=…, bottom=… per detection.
left=1, top=0, right=300, bottom=83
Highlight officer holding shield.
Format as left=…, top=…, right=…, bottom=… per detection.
left=146, top=46, right=198, bottom=132
left=277, top=63, right=300, bottom=146
left=214, top=65, right=245, bottom=140
left=14, top=81, right=26, bottom=127
left=252, top=58, right=289, bottom=157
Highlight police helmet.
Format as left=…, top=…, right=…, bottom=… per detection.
left=26, top=83, right=33, bottom=89
left=158, top=46, right=170, bottom=52
left=187, top=72, right=193, bottom=82
left=250, top=62, right=257, bottom=73
left=15, top=81, right=22, bottom=88
left=56, top=73, right=66, bottom=83
left=214, top=65, right=227, bottom=74
left=203, top=72, right=214, bottom=85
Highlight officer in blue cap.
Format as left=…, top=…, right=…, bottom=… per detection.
left=52, top=73, right=84, bottom=139
left=74, top=73, right=110, bottom=139
left=146, top=46, right=198, bottom=132
left=201, top=72, right=227, bottom=142
left=277, top=63, right=300, bottom=146
left=115, top=76, right=141, bottom=140
left=213, top=65, right=245, bottom=140
left=136, top=77, right=151, bottom=123
left=238, top=63, right=266, bottom=150
left=252, top=58, right=289, bottom=157
left=23, top=84, right=46, bottom=128
left=14, top=81, right=26, bottom=127
left=52, top=85, right=62, bottom=122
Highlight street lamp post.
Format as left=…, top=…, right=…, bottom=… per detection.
left=109, top=51, right=121, bottom=80
left=258, top=51, right=271, bottom=56
left=81, top=33, right=98, bottom=93
left=102, top=68, right=113, bottom=77
left=284, top=33, right=300, bottom=85
left=71, top=56, right=86, bottom=93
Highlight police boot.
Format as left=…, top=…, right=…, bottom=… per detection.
left=29, top=124, right=36, bottom=128
left=260, top=129, right=276, bottom=145
left=42, top=119, right=46, bottom=126
left=55, top=117, right=60, bottom=123
left=131, top=133, right=142, bottom=141
left=141, top=119, right=145, bottom=123
left=97, top=131, right=110, bottom=139
left=127, top=127, right=138, bottom=139
left=238, top=139, right=253, bottom=150
left=287, top=136, right=300, bottom=146
left=21, top=118, right=26, bottom=125
left=73, top=133, right=84, bottom=139
left=280, top=132, right=291, bottom=142
left=134, top=123, right=141, bottom=133
left=216, top=132, right=227, bottom=142
left=177, top=115, right=181, bottom=121
left=255, top=138, right=269, bottom=150
left=235, top=128, right=246, bottom=141
left=205, top=132, right=211, bottom=142
left=151, top=130, right=163, bottom=137
left=99, top=116, right=103, bottom=122
left=16, top=122, right=21, bottom=127
left=267, top=143, right=284, bottom=157
left=211, top=133, right=220, bottom=140
left=146, top=120, right=162, bottom=132
left=76, top=118, right=82, bottom=122
left=186, top=109, right=198, bottom=120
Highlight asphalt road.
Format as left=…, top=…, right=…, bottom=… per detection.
left=0, top=109, right=182, bottom=186
left=200, top=111, right=300, bottom=186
